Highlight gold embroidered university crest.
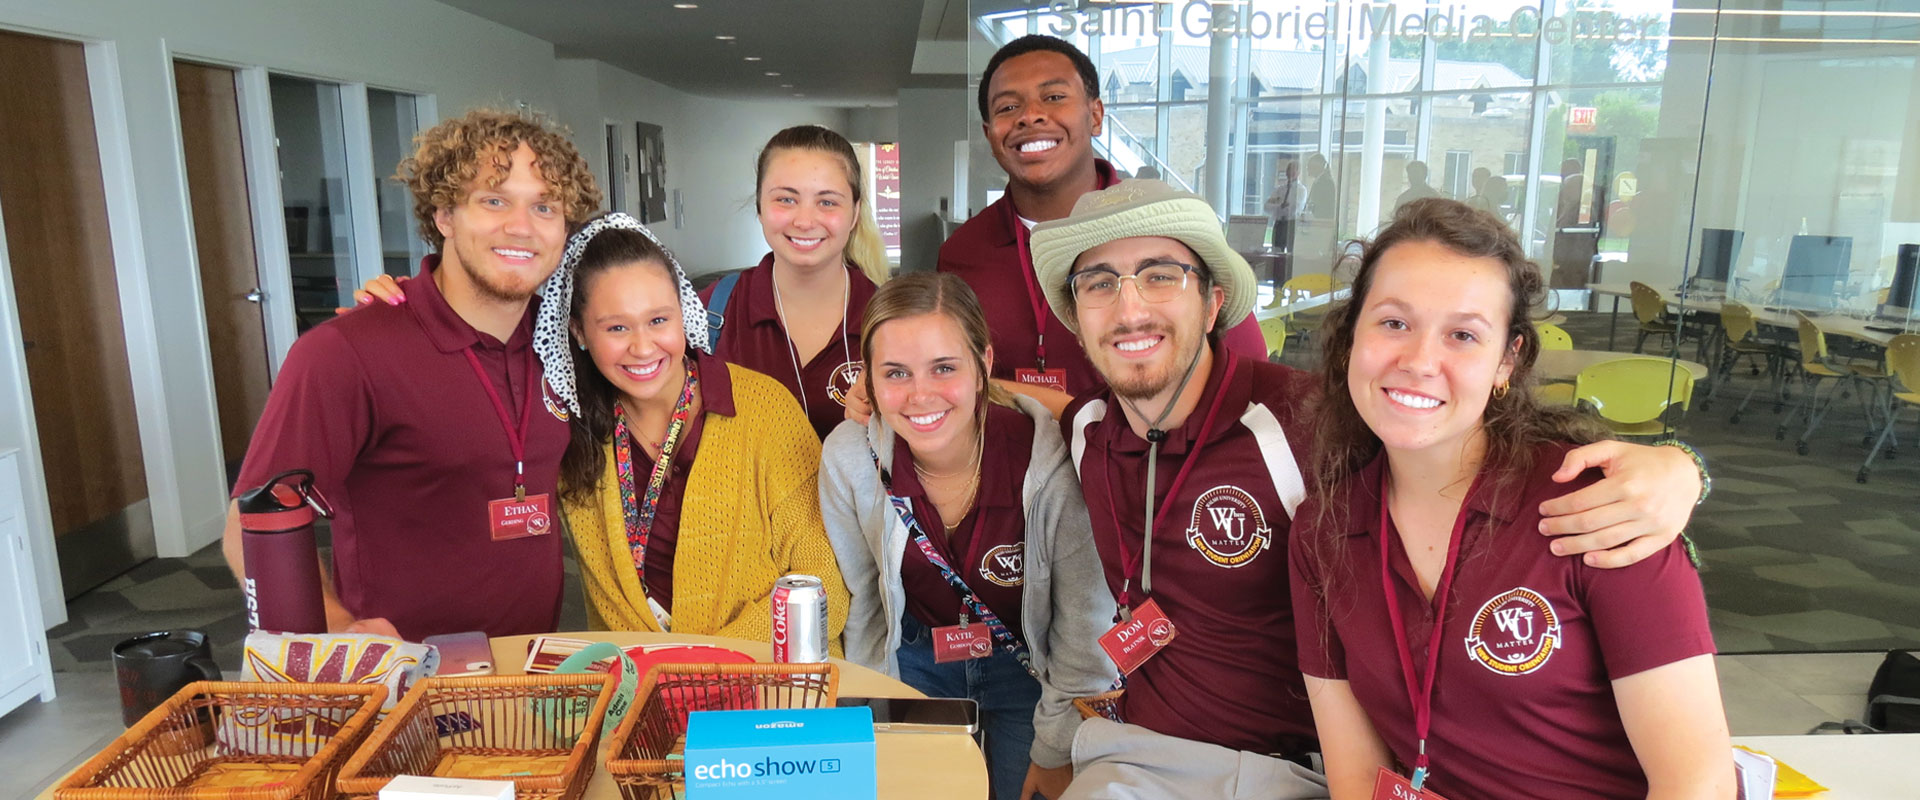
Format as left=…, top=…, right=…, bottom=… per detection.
left=1464, top=587, right=1561, bottom=675
left=1184, top=485, right=1272, bottom=568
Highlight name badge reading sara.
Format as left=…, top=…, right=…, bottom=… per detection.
left=1372, top=767, right=1453, bottom=800
left=1013, top=367, right=1069, bottom=394
left=1097, top=598, right=1176, bottom=675
left=489, top=493, right=554, bottom=541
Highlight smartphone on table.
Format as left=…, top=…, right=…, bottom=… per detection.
left=834, top=696, right=979, bottom=735
left=422, top=631, right=495, bottom=677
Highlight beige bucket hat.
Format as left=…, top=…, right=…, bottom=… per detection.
left=1029, top=179, right=1256, bottom=335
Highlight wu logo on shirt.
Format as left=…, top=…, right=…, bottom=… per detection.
left=1184, top=485, right=1271, bottom=568
left=979, top=542, right=1024, bottom=587
left=1464, top=587, right=1561, bottom=676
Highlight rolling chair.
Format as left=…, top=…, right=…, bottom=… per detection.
left=1574, top=356, right=1697, bottom=439
left=1702, top=302, right=1788, bottom=423
left=1857, top=335, right=1920, bottom=483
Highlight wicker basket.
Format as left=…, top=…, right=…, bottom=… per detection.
left=53, top=681, right=386, bottom=800
left=606, top=663, right=840, bottom=800
left=334, top=674, right=615, bottom=800
left=1073, top=689, right=1126, bottom=722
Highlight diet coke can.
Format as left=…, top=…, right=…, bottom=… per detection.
left=771, top=574, right=829, bottom=663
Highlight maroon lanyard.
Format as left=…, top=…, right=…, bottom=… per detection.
left=462, top=346, right=537, bottom=499
left=1378, top=470, right=1484, bottom=792
left=1098, top=356, right=1237, bottom=609
left=1004, top=202, right=1054, bottom=371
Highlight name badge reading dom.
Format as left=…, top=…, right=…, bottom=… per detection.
left=1371, top=767, right=1453, bottom=800
left=1013, top=368, right=1069, bottom=394
left=1097, top=598, right=1176, bottom=675
left=489, top=493, right=553, bottom=541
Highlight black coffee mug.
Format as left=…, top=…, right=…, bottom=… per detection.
left=112, top=630, right=222, bottom=726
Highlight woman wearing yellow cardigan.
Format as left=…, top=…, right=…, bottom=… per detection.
left=533, top=213, right=848, bottom=647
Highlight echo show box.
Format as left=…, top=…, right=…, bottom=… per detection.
left=683, top=707, right=876, bottom=799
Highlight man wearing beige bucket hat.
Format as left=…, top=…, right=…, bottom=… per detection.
left=1028, top=180, right=1708, bottom=799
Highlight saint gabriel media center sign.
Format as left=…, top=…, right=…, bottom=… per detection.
left=1023, top=1, right=1665, bottom=49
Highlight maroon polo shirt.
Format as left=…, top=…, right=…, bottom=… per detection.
left=700, top=256, right=875, bottom=440
left=1289, top=444, right=1716, bottom=800
left=621, top=354, right=736, bottom=610
left=893, top=403, right=1034, bottom=643
left=1064, top=350, right=1320, bottom=756
left=234, top=256, right=567, bottom=640
left=937, top=159, right=1268, bottom=397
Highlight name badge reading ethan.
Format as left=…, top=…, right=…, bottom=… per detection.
left=489, top=493, right=554, bottom=541
left=931, top=622, right=993, bottom=664
left=1371, top=767, right=1453, bottom=800
left=1013, top=368, right=1069, bottom=394
left=1098, top=598, right=1176, bottom=675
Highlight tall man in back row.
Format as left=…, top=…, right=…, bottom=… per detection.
left=939, top=35, right=1266, bottom=412
left=221, top=110, right=601, bottom=640
left=1024, top=180, right=1709, bottom=799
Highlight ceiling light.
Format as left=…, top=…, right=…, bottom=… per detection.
left=780, top=84, right=793, bottom=88
left=766, top=72, right=784, bottom=78
left=744, top=56, right=761, bottom=61
left=673, top=3, right=697, bottom=8
left=714, top=34, right=734, bottom=40
left=793, top=93, right=805, bottom=97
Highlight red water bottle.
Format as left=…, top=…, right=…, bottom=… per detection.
left=238, top=470, right=332, bottom=634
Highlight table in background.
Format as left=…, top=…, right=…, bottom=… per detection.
left=1535, top=349, right=1709, bottom=383
left=1732, top=733, right=1919, bottom=799
left=491, top=631, right=989, bottom=800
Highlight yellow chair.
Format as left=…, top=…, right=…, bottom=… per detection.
left=1627, top=281, right=1708, bottom=356
left=1703, top=301, right=1788, bottom=423
left=1274, top=273, right=1340, bottom=344
left=1778, top=311, right=1879, bottom=456
left=1574, top=356, right=1696, bottom=438
left=1535, top=322, right=1574, bottom=351
left=1257, top=315, right=1288, bottom=360
left=1858, top=334, right=1920, bottom=483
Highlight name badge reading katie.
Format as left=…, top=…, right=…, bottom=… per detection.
left=1371, top=767, right=1454, bottom=800
left=489, top=493, right=554, bottom=541
left=1097, top=598, right=1176, bottom=675
left=1013, top=368, right=1069, bottom=394
left=931, top=623, right=993, bottom=663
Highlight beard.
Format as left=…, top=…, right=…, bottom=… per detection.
left=1094, top=321, right=1203, bottom=401
left=450, top=237, right=546, bottom=303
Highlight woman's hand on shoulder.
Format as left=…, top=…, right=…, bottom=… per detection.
left=333, top=274, right=409, bottom=315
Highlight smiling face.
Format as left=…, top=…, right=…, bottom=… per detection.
left=757, top=147, right=858, bottom=274
left=982, top=50, right=1104, bottom=194
left=573, top=260, right=689, bottom=411
left=433, top=142, right=567, bottom=303
left=869, top=312, right=990, bottom=464
left=1070, top=236, right=1223, bottom=401
left=1347, top=239, right=1517, bottom=463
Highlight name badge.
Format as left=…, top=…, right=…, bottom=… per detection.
left=1098, top=598, right=1176, bottom=675
left=1013, top=367, right=1069, bottom=393
left=931, top=623, right=993, bottom=663
left=488, top=493, right=554, bottom=541
left=1371, top=767, right=1453, bottom=800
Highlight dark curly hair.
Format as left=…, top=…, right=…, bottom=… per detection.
left=397, top=108, right=602, bottom=249
left=1309, top=198, right=1607, bottom=538
left=977, top=34, right=1101, bottom=121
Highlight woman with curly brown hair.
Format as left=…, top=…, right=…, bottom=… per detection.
left=1289, top=199, right=1733, bottom=800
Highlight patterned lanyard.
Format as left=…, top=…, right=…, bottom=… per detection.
left=870, top=447, right=1035, bottom=678
left=612, top=360, right=700, bottom=581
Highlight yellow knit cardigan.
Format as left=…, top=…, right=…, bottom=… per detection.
left=563, top=364, right=848, bottom=654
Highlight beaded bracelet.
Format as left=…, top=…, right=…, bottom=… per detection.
left=1656, top=439, right=1711, bottom=506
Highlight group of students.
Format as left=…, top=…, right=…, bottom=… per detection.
left=221, top=33, right=1734, bottom=800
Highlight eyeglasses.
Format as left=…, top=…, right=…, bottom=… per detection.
left=1068, top=262, right=1198, bottom=308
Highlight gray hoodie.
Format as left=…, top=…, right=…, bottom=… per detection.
left=819, top=395, right=1120, bottom=769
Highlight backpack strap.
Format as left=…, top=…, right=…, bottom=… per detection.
left=705, top=271, right=741, bottom=353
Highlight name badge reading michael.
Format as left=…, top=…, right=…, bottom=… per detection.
left=932, top=623, right=993, bottom=663
left=1098, top=598, right=1176, bottom=675
left=1014, top=368, right=1069, bottom=394
left=1372, top=767, right=1453, bottom=800
left=489, top=493, right=554, bottom=541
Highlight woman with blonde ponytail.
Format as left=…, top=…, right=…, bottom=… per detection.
left=700, top=124, right=891, bottom=440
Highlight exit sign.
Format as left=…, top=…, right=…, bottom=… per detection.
left=1568, top=107, right=1597, bottom=132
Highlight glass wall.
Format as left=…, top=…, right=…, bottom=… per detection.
left=269, top=74, right=358, bottom=333
left=367, top=88, right=427, bottom=278
left=970, top=0, right=1920, bottom=651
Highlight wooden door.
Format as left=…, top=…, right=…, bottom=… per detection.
left=175, top=61, right=270, bottom=471
left=0, top=30, right=154, bottom=595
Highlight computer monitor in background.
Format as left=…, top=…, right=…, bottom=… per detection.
left=1780, top=234, right=1852, bottom=305
left=1226, top=215, right=1271, bottom=253
left=1695, top=228, right=1743, bottom=284
left=1888, top=243, right=1920, bottom=312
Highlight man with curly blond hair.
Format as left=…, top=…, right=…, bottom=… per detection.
left=222, top=108, right=601, bottom=640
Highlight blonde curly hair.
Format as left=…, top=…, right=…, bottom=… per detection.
left=398, top=108, right=602, bottom=249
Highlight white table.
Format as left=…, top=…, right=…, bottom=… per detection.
left=1535, top=350, right=1709, bottom=383
left=1732, top=733, right=1920, bottom=798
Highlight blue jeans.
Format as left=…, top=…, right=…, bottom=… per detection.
left=897, top=615, right=1043, bottom=800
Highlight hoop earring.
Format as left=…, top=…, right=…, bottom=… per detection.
left=1493, top=380, right=1511, bottom=399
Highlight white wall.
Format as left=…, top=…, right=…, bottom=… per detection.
left=843, top=107, right=902, bottom=144
left=898, top=84, right=970, bottom=271
left=553, top=59, right=852, bottom=277
left=0, top=0, right=870, bottom=628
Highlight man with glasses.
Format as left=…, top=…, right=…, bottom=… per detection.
left=1024, top=180, right=1708, bottom=799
